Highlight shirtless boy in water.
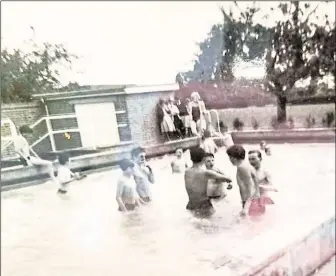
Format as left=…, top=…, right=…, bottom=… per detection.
left=184, top=147, right=232, bottom=217
left=248, top=150, right=277, bottom=204
left=226, top=145, right=265, bottom=217
left=204, top=153, right=232, bottom=200
left=171, top=149, right=188, bottom=173
left=131, top=147, right=155, bottom=202
left=116, top=159, right=145, bottom=212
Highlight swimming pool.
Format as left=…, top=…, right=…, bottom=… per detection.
left=1, top=143, right=335, bottom=276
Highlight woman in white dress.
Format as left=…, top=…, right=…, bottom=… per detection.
left=157, top=99, right=175, bottom=141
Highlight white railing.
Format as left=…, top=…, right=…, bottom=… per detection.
left=209, top=109, right=220, bottom=132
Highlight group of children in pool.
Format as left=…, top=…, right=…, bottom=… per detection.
left=110, top=137, right=277, bottom=217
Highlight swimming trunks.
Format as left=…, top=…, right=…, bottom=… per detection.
left=248, top=198, right=266, bottom=216
left=57, top=189, right=67, bottom=194
left=118, top=203, right=136, bottom=212
left=186, top=199, right=213, bottom=210
left=141, top=196, right=151, bottom=203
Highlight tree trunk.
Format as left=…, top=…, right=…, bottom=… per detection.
left=277, top=95, right=287, bottom=123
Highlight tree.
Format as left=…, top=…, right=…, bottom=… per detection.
left=181, top=2, right=272, bottom=83
left=1, top=34, right=78, bottom=103
left=216, top=1, right=335, bottom=124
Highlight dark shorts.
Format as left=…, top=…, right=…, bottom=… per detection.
left=118, top=203, right=136, bottom=212
left=141, top=196, right=151, bottom=203
left=209, top=195, right=223, bottom=200
left=186, top=199, right=213, bottom=211
left=57, top=189, right=67, bottom=194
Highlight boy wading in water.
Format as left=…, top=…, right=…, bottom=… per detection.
left=57, top=153, right=86, bottom=194
left=184, top=147, right=232, bottom=217
left=171, top=148, right=188, bottom=174
left=248, top=150, right=278, bottom=205
left=131, top=147, right=155, bottom=202
left=226, top=145, right=265, bottom=217
left=204, top=153, right=232, bottom=200
left=116, top=159, right=145, bottom=212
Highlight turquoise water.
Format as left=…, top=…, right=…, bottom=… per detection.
left=1, top=144, right=335, bottom=276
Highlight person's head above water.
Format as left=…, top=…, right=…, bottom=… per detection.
left=226, top=144, right=246, bottom=166
left=118, top=159, right=135, bottom=176
left=190, top=147, right=205, bottom=164
left=58, top=153, right=70, bottom=166
left=19, top=125, right=33, bottom=136
left=248, top=150, right=262, bottom=169
left=175, top=148, right=183, bottom=158
left=190, top=91, right=201, bottom=103
left=131, top=147, right=146, bottom=164
left=204, top=152, right=215, bottom=169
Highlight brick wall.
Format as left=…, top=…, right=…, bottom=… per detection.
left=126, top=90, right=174, bottom=145
left=1, top=102, right=46, bottom=158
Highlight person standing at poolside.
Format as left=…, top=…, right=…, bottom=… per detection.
left=13, top=125, right=58, bottom=185
left=184, top=147, right=232, bottom=217
left=187, top=92, right=208, bottom=136
left=131, top=147, right=155, bottom=202
left=248, top=150, right=278, bottom=205
left=204, top=153, right=232, bottom=200
left=226, top=145, right=265, bottom=217
left=116, top=159, right=145, bottom=212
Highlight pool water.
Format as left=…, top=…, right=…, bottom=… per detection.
left=1, top=144, right=335, bottom=276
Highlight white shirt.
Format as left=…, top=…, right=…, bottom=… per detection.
left=13, top=135, right=30, bottom=158
left=57, top=165, right=73, bottom=187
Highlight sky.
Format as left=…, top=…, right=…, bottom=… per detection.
left=2, top=1, right=335, bottom=86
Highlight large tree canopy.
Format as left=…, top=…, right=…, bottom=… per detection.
left=180, top=1, right=335, bottom=123
left=1, top=33, right=78, bottom=103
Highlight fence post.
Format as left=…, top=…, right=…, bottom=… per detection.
left=46, top=117, right=57, bottom=152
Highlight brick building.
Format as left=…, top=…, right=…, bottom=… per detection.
left=1, top=84, right=177, bottom=159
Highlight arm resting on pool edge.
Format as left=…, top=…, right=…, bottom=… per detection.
left=147, top=165, right=155, bottom=184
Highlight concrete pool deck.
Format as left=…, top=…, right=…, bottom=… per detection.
left=213, top=213, right=335, bottom=276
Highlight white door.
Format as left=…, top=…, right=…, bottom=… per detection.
left=75, top=102, right=120, bottom=148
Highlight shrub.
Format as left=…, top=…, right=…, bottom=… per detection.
left=251, top=117, right=259, bottom=130
left=305, top=114, right=316, bottom=128
left=233, top=117, right=244, bottom=131
left=322, top=111, right=335, bottom=128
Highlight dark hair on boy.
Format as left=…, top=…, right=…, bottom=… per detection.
left=204, top=152, right=214, bottom=158
left=226, top=145, right=246, bottom=160
left=248, top=149, right=262, bottom=160
left=131, top=147, right=145, bottom=158
left=58, top=153, right=70, bottom=165
left=19, top=125, right=33, bottom=134
left=118, top=159, right=135, bottom=171
left=190, top=147, right=205, bottom=163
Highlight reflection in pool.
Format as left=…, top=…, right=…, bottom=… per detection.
left=1, top=144, right=335, bottom=276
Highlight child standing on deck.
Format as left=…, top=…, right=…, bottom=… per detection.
left=57, top=153, right=85, bottom=194
left=226, top=145, right=265, bottom=217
